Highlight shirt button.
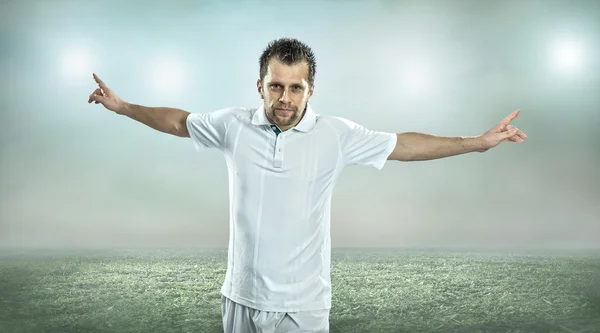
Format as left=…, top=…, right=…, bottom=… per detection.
left=278, top=148, right=282, bottom=152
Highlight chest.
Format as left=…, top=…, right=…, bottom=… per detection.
left=226, top=124, right=341, bottom=181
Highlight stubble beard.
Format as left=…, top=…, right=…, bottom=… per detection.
left=267, top=104, right=302, bottom=127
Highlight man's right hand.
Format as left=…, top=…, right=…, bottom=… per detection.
left=88, top=73, right=127, bottom=114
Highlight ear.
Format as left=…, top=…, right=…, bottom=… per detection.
left=308, top=84, right=315, bottom=98
left=257, top=79, right=264, bottom=99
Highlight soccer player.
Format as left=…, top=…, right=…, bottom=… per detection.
left=88, top=38, right=527, bottom=333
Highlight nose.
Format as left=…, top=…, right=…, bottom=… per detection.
left=278, top=89, right=292, bottom=104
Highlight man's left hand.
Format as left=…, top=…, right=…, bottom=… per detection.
left=477, top=109, right=528, bottom=152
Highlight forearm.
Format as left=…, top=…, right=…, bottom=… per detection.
left=393, top=132, right=483, bottom=161
left=120, top=103, right=190, bottom=137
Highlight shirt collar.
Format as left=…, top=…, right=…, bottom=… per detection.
left=251, top=103, right=317, bottom=132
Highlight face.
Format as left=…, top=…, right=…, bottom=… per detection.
left=257, top=58, right=314, bottom=131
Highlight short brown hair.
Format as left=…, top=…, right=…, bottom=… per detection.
left=259, top=38, right=317, bottom=86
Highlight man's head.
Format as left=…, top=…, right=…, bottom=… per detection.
left=257, top=38, right=316, bottom=131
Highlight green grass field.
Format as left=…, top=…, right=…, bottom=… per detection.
left=1, top=248, right=599, bottom=333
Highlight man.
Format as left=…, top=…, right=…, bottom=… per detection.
left=88, top=38, right=527, bottom=333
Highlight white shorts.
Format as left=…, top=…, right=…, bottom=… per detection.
left=221, top=295, right=330, bottom=333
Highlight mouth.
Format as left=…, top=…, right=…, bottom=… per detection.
left=275, top=108, right=294, bottom=115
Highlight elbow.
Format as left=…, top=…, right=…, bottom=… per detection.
left=173, top=124, right=190, bottom=137
left=394, top=154, right=415, bottom=162
left=388, top=151, right=411, bottom=161
left=388, top=139, right=415, bottom=161
left=173, top=115, right=190, bottom=137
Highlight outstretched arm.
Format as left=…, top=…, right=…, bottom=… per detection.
left=387, top=109, right=527, bottom=161
left=87, top=73, right=191, bottom=137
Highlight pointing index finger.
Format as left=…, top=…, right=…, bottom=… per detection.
left=502, top=109, right=520, bottom=125
left=93, top=73, right=108, bottom=91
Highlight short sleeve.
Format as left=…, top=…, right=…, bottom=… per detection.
left=339, top=118, right=397, bottom=170
left=186, top=108, right=233, bottom=152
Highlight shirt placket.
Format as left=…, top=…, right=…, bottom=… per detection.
left=270, top=124, right=284, bottom=168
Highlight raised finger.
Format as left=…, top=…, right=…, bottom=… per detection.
left=501, top=109, right=520, bottom=125
left=93, top=73, right=109, bottom=92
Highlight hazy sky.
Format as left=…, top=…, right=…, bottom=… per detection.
left=1, top=0, right=598, bottom=249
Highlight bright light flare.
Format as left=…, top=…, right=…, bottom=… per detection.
left=396, top=58, right=438, bottom=99
left=550, top=39, right=585, bottom=74
left=402, top=63, right=433, bottom=94
left=60, top=47, right=94, bottom=81
left=148, top=57, right=186, bottom=97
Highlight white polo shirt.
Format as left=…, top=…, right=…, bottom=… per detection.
left=186, top=104, right=397, bottom=312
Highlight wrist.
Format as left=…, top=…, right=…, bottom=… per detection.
left=116, top=102, right=131, bottom=116
left=468, top=136, right=487, bottom=152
